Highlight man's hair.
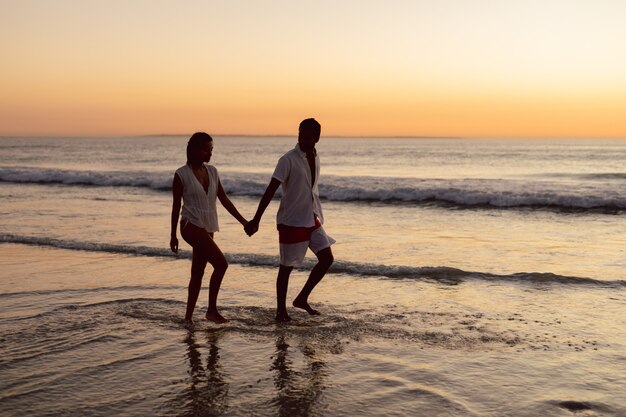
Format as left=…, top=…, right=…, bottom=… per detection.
left=299, top=118, right=321, bottom=136
left=186, top=132, right=212, bottom=165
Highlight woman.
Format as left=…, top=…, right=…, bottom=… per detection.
left=170, top=132, right=247, bottom=324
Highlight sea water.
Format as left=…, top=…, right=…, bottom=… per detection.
left=1, top=136, right=625, bottom=416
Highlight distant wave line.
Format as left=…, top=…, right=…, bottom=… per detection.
left=1, top=167, right=625, bottom=212
left=0, top=285, right=185, bottom=299
left=0, top=167, right=172, bottom=190
left=2, top=234, right=623, bottom=288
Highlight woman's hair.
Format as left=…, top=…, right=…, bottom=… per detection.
left=186, top=132, right=213, bottom=165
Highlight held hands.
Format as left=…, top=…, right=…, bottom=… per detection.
left=244, top=219, right=259, bottom=237
left=170, top=236, right=178, bottom=254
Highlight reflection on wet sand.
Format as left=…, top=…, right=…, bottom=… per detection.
left=270, top=332, right=328, bottom=417
left=165, top=330, right=229, bottom=417
left=164, top=324, right=330, bottom=416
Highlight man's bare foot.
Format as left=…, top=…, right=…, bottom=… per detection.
left=184, top=318, right=194, bottom=327
left=275, top=312, right=292, bottom=323
left=205, top=310, right=229, bottom=324
left=293, top=298, right=321, bottom=315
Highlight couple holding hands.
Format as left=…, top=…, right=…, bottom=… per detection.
left=170, top=118, right=335, bottom=324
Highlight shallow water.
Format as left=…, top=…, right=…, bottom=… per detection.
left=1, top=182, right=625, bottom=282
left=1, top=245, right=625, bottom=416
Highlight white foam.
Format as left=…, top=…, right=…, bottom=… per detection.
left=1, top=167, right=625, bottom=211
left=2, top=234, right=623, bottom=287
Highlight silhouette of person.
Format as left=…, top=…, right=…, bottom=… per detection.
left=170, top=132, right=248, bottom=324
left=245, top=118, right=335, bottom=322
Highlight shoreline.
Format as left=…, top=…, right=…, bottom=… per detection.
left=1, top=244, right=625, bottom=416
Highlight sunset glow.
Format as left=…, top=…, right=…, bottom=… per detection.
left=1, top=0, right=625, bottom=137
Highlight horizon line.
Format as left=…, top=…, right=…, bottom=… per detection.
left=1, top=133, right=625, bottom=140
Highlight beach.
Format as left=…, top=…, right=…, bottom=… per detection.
left=1, top=136, right=625, bottom=416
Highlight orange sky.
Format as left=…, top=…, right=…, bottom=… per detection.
left=1, top=1, right=625, bottom=138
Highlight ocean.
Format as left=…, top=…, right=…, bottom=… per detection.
left=1, top=135, right=625, bottom=416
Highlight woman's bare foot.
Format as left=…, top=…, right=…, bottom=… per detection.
left=293, top=298, right=321, bottom=315
left=205, top=310, right=229, bottom=324
left=275, top=312, right=292, bottom=323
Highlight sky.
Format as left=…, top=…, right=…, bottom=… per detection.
left=1, top=0, right=625, bottom=138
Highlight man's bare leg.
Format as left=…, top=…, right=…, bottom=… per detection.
left=293, top=247, right=334, bottom=315
left=276, top=265, right=293, bottom=322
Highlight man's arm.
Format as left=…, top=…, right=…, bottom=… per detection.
left=245, top=177, right=281, bottom=236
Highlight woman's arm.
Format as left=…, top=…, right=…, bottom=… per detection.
left=217, top=179, right=247, bottom=226
left=170, top=173, right=183, bottom=253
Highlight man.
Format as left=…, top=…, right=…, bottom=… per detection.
left=245, top=118, right=335, bottom=322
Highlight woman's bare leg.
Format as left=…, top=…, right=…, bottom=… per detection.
left=182, top=224, right=229, bottom=323
left=185, top=248, right=207, bottom=322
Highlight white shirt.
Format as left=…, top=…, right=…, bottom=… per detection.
left=272, top=145, right=324, bottom=227
left=176, top=164, right=220, bottom=232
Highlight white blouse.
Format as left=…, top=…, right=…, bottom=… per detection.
left=176, top=164, right=220, bottom=232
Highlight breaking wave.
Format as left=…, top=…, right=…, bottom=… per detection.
left=2, top=167, right=625, bottom=212
left=2, top=234, right=623, bottom=288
